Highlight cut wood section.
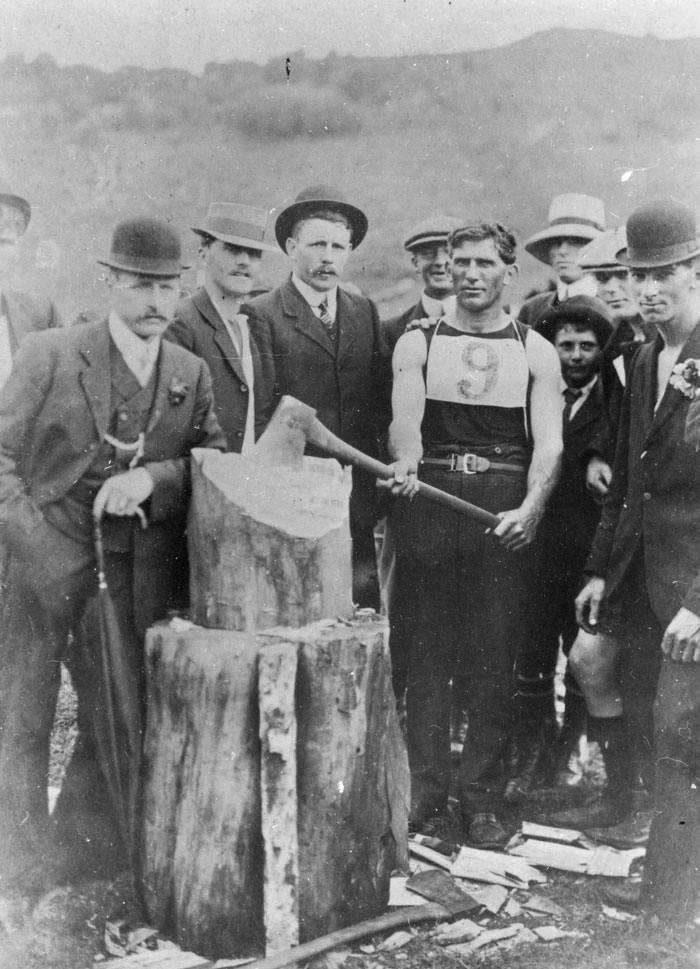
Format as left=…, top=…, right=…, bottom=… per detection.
left=258, top=643, right=300, bottom=953
left=141, top=616, right=409, bottom=961
left=187, top=449, right=353, bottom=631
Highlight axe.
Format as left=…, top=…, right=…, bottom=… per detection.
left=251, top=396, right=499, bottom=529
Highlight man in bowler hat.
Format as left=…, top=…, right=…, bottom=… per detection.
left=244, top=186, right=390, bottom=610
left=576, top=199, right=700, bottom=919
left=166, top=202, right=277, bottom=452
left=0, top=216, right=225, bottom=888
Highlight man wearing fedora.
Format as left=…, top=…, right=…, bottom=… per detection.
left=507, top=296, right=612, bottom=802
left=0, top=216, right=225, bottom=888
left=382, top=216, right=462, bottom=354
left=517, top=194, right=605, bottom=330
left=244, top=186, right=390, bottom=610
left=0, top=182, right=61, bottom=389
left=576, top=200, right=700, bottom=919
left=166, top=202, right=277, bottom=452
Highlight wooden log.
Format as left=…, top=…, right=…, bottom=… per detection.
left=141, top=616, right=409, bottom=961
left=258, top=643, right=300, bottom=953
left=187, top=449, right=353, bottom=631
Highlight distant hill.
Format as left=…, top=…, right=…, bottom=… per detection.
left=1, top=28, right=698, bottom=319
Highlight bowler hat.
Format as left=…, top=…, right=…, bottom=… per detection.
left=577, top=228, right=627, bottom=272
left=538, top=294, right=613, bottom=348
left=525, top=194, right=605, bottom=265
left=0, top=180, right=31, bottom=230
left=191, top=202, right=277, bottom=252
left=403, top=215, right=463, bottom=252
left=98, top=217, right=185, bottom=277
left=274, top=185, right=368, bottom=251
left=617, top=199, right=700, bottom=269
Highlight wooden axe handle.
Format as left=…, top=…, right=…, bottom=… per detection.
left=242, top=902, right=449, bottom=969
left=307, top=419, right=500, bottom=529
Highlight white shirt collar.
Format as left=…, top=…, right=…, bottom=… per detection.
left=204, top=281, right=244, bottom=325
left=292, top=274, right=338, bottom=317
left=108, top=310, right=160, bottom=387
left=556, top=275, right=597, bottom=302
left=421, top=292, right=456, bottom=318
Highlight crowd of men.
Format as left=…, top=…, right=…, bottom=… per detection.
left=0, top=179, right=699, bottom=923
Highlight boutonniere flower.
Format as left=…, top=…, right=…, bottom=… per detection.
left=670, top=359, right=700, bottom=400
left=168, top=377, right=189, bottom=407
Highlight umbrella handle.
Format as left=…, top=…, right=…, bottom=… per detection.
left=93, top=515, right=107, bottom=589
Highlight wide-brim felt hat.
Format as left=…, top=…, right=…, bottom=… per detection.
left=98, top=216, right=187, bottom=277
left=538, top=294, right=613, bottom=347
left=191, top=202, right=277, bottom=252
left=274, top=185, right=368, bottom=251
left=0, top=180, right=31, bottom=229
left=403, top=215, right=463, bottom=252
left=577, top=228, right=627, bottom=272
left=525, top=194, right=605, bottom=265
left=617, top=199, right=700, bottom=268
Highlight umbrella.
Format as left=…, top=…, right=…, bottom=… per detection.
left=90, top=511, right=145, bottom=862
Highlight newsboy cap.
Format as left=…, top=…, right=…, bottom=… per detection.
left=403, top=216, right=463, bottom=252
left=525, top=194, right=605, bottom=265
left=0, top=180, right=31, bottom=230
left=274, top=185, right=368, bottom=251
left=191, top=202, right=277, bottom=252
left=617, top=199, right=700, bottom=269
left=577, top=228, right=628, bottom=272
left=98, top=217, right=186, bottom=277
left=538, top=294, right=613, bottom=347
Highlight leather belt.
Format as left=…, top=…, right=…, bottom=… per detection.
left=420, top=453, right=526, bottom=474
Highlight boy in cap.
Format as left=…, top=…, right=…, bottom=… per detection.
left=518, top=194, right=605, bottom=330
left=576, top=199, right=700, bottom=919
left=0, top=216, right=225, bottom=889
left=244, top=186, right=390, bottom=610
left=166, top=202, right=277, bottom=452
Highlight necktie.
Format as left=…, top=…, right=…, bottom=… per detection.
left=228, top=315, right=243, bottom=356
left=563, top=386, right=582, bottom=422
left=318, top=300, right=335, bottom=336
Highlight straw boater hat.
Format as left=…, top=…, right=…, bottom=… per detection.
left=0, top=180, right=31, bottom=230
left=525, top=194, right=605, bottom=266
left=403, top=216, right=463, bottom=252
left=538, top=294, right=613, bottom=348
left=274, top=185, right=368, bottom=251
left=616, top=199, right=700, bottom=269
left=191, top=202, right=277, bottom=252
left=577, top=228, right=628, bottom=272
left=98, top=217, right=186, bottom=277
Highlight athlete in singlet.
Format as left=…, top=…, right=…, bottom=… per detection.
left=387, top=221, right=562, bottom=848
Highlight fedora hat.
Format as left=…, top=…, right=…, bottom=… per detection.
left=538, top=294, right=613, bottom=348
left=403, top=215, right=463, bottom=252
left=577, top=228, right=627, bottom=272
left=0, top=180, right=31, bottom=230
left=525, top=194, right=605, bottom=265
left=274, top=185, right=368, bottom=251
left=191, top=202, right=277, bottom=252
left=98, top=217, right=186, bottom=277
left=617, top=199, right=700, bottom=269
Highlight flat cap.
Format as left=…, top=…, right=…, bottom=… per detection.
left=403, top=216, right=463, bottom=252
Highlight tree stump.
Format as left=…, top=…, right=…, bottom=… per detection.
left=141, top=617, right=409, bottom=960
left=187, top=449, right=353, bottom=631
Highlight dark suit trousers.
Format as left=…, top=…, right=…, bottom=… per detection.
left=389, top=465, right=529, bottom=817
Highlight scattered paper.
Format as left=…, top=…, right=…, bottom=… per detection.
left=602, top=905, right=637, bottom=922
left=521, top=821, right=584, bottom=844
left=433, top=917, right=483, bottom=945
left=446, top=923, right=524, bottom=956
left=451, top=846, right=546, bottom=888
left=521, top=894, right=566, bottom=919
left=470, top=884, right=508, bottom=914
left=534, top=925, right=587, bottom=941
left=511, top=839, right=645, bottom=877
left=504, top=897, right=523, bottom=918
left=377, top=931, right=414, bottom=951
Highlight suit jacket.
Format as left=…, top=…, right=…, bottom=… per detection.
left=517, top=290, right=557, bottom=330
left=244, top=278, right=391, bottom=527
left=587, top=321, right=700, bottom=624
left=3, top=289, right=61, bottom=352
left=0, top=318, right=226, bottom=592
left=165, top=288, right=275, bottom=452
left=382, top=299, right=426, bottom=355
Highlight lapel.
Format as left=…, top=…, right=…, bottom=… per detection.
left=77, top=320, right=112, bottom=438
left=193, top=287, right=246, bottom=384
left=336, top=287, right=362, bottom=364
left=146, top=338, right=181, bottom=435
left=281, top=277, right=336, bottom=359
left=3, top=291, right=35, bottom=352
left=567, top=379, right=603, bottom=435
left=646, top=322, right=700, bottom=443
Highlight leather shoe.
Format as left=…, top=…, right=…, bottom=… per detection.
left=585, top=810, right=653, bottom=849
left=465, top=812, right=509, bottom=849
left=601, top=880, right=643, bottom=910
left=548, top=797, right=627, bottom=830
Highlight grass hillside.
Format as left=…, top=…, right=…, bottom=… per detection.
left=1, top=28, right=699, bottom=319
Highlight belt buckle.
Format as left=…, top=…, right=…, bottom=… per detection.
left=462, top=453, right=478, bottom=474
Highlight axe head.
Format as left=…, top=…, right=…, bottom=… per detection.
left=249, top=395, right=318, bottom=470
